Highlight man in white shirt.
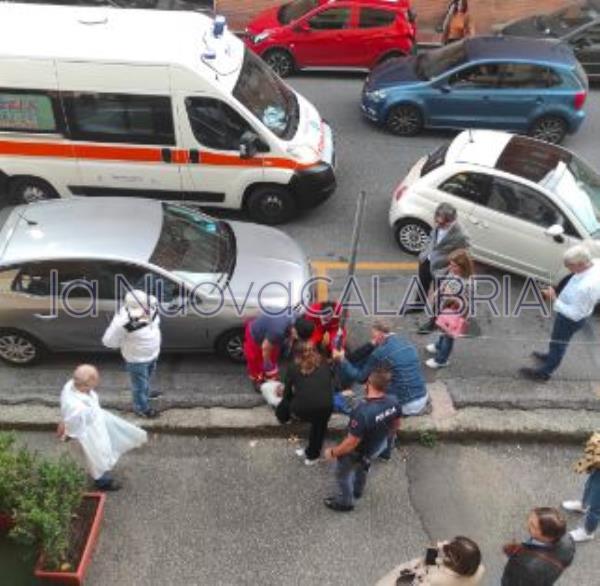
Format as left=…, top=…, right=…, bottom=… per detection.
left=520, top=246, right=600, bottom=382
left=102, top=290, right=162, bottom=418
left=58, top=364, right=147, bottom=491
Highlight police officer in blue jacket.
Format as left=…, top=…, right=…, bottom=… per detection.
left=324, top=368, right=401, bottom=512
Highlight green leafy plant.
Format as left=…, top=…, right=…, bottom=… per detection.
left=0, top=432, right=36, bottom=517
left=0, top=433, right=87, bottom=571
left=11, top=453, right=86, bottom=570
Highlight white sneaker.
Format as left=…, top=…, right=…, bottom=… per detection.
left=426, top=343, right=437, bottom=355
left=304, top=457, right=319, bottom=466
left=295, top=448, right=306, bottom=458
left=425, top=358, right=448, bottom=369
left=562, top=500, right=585, bottom=513
left=570, top=527, right=595, bottom=543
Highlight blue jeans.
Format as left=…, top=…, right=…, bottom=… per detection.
left=125, top=359, right=157, bottom=414
left=583, top=469, right=600, bottom=534
left=435, top=334, right=454, bottom=365
left=539, top=313, right=586, bottom=377
left=334, top=438, right=387, bottom=507
left=94, top=471, right=113, bottom=489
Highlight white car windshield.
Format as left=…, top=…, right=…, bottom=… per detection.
left=551, top=157, right=600, bottom=238
left=233, top=49, right=300, bottom=140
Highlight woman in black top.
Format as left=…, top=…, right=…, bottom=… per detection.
left=283, top=342, right=334, bottom=465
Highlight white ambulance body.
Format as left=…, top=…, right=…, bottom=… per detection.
left=0, top=3, right=336, bottom=224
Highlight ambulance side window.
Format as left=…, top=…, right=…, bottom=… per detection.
left=62, top=92, right=175, bottom=146
left=186, top=97, right=255, bottom=151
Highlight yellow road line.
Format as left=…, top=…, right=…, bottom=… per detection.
left=310, top=259, right=418, bottom=301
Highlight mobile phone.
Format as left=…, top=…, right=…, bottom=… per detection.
left=425, top=547, right=438, bottom=566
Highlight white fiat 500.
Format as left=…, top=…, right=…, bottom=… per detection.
left=389, top=129, right=600, bottom=281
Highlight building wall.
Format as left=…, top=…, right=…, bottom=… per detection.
left=217, top=0, right=571, bottom=39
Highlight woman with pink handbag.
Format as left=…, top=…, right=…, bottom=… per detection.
left=425, top=249, right=474, bottom=369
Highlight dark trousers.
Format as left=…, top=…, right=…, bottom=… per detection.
left=538, top=313, right=586, bottom=376
left=299, top=409, right=332, bottom=461
left=418, top=259, right=433, bottom=300
left=583, top=469, right=600, bottom=534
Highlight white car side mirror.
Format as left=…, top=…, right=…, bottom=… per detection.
left=545, top=224, right=564, bottom=238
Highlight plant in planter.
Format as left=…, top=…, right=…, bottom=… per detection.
left=0, top=432, right=36, bottom=532
left=0, top=434, right=106, bottom=585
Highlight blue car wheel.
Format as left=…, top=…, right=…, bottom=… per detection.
left=385, top=104, right=424, bottom=136
left=529, top=115, right=568, bottom=145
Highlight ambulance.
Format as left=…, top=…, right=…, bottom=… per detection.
left=0, top=3, right=336, bottom=224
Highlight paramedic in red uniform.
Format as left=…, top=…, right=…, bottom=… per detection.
left=304, top=300, right=346, bottom=355
left=244, top=312, right=315, bottom=390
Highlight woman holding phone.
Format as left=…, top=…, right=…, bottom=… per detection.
left=376, top=536, right=485, bottom=585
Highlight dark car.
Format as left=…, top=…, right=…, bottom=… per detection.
left=498, top=0, right=600, bottom=80
left=362, top=36, right=588, bottom=144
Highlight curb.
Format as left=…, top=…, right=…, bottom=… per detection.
left=1, top=404, right=598, bottom=444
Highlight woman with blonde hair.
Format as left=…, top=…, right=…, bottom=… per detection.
left=425, top=249, right=474, bottom=369
left=280, top=341, right=335, bottom=465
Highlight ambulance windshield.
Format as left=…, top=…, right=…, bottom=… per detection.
left=233, top=49, right=300, bottom=140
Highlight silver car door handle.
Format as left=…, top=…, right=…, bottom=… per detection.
left=469, top=216, right=480, bottom=225
left=34, top=313, right=57, bottom=320
left=481, top=221, right=490, bottom=229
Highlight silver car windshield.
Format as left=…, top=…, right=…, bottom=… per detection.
left=233, top=49, right=300, bottom=140
left=150, top=204, right=236, bottom=277
left=551, top=157, right=600, bottom=238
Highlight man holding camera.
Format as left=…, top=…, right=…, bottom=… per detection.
left=323, top=368, right=400, bottom=512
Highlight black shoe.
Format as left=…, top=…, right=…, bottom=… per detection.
left=96, top=480, right=122, bottom=492
left=531, top=351, right=548, bottom=363
left=417, top=319, right=436, bottom=335
left=378, top=453, right=391, bottom=462
left=149, top=390, right=163, bottom=399
left=324, top=497, right=354, bottom=512
left=353, top=491, right=363, bottom=500
left=135, top=408, right=160, bottom=419
left=519, top=367, right=550, bottom=382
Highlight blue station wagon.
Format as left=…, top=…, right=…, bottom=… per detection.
left=361, top=36, right=589, bottom=143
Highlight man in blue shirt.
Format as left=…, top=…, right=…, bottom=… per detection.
left=332, top=321, right=429, bottom=458
left=324, top=368, right=401, bottom=512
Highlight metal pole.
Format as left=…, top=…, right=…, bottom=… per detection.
left=336, top=190, right=367, bottom=348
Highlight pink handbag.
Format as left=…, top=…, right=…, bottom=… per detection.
left=435, top=311, right=467, bottom=338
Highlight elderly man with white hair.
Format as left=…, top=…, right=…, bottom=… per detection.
left=102, top=290, right=162, bottom=418
left=58, top=364, right=147, bottom=491
left=520, top=245, right=600, bottom=382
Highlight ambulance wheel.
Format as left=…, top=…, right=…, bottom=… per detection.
left=246, top=185, right=297, bottom=225
left=9, top=177, right=59, bottom=205
left=263, top=49, right=295, bottom=78
left=216, top=328, right=245, bottom=363
left=0, top=329, right=44, bottom=366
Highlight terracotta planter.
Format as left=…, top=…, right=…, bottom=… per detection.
left=34, top=492, right=106, bottom=586
left=0, top=511, right=15, bottom=534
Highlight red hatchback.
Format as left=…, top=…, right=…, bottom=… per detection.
left=244, top=0, right=416, bottom=77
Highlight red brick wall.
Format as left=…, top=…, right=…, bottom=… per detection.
left=217, top=0, right=571, bottom=39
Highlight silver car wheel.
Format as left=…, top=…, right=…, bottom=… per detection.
left=398, top=223, right=430, bottom=254
left=22, top=185, right=50, bottom=204
left=225, top=335, right=244, bottom=362
left=0, top=334, right=37, bottom=364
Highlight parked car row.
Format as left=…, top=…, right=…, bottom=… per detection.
left=0, top=1, right=599, bottom=369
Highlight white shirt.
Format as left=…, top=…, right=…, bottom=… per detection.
left=102, top=304, right=161, bottom=363
left=60, top=380, right=147, bottom=479
left=427, top=224, right=451, bottom=261
left=554, top=261, right=600, bottom=322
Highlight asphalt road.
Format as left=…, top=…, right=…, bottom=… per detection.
left=1, top=78, right=599, bottom=410
left=3, top=433, right=598, bottom=586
